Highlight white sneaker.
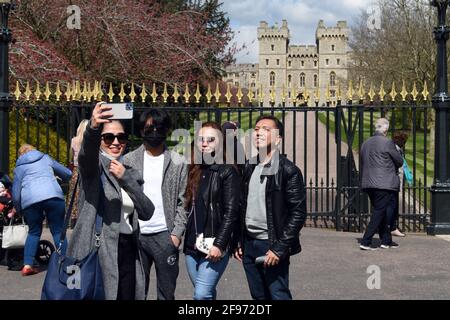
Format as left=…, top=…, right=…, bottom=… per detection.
left=391, top=229, right=406, bottom=237
left=360, top=244, right=377, bottom=251
left=380, top=242, right=400, bottom=249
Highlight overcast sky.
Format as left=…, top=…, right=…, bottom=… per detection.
left=222, top=0, right=369, bottom=63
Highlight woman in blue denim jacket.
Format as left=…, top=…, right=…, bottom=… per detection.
left=12, top=144, right=72, bottom=276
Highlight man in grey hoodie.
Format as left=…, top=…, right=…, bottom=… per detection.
left=359, top=118, right=403, bottom=250
left=123, top=109, right=188, bottom=300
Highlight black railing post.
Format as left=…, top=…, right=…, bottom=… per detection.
left=428, top=0, right=450, bottom=235
left=0, top=1, right=12, bottom=174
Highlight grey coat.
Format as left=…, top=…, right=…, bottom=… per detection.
left=67, top=125, right=155, bottom=300
left=123, top=145, right=188, bottom=239
left=360, top=132, right=404, bottom=192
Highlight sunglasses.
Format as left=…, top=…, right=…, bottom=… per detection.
left=197, top=136, right=216, bottom=143
left=101, top=133, right=128, bottom=145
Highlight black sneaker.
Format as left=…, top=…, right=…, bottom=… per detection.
left=380, top=242, right=400, bottom=249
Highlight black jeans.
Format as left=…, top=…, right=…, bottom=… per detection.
left=117, top=234, right=136, bottom=300
left=386, top=192, right=400, bottom=232
left=139, top=230, right=179, bottom=300
left=361, top=189, right=396, bottom=246
left=242, top=236, right=292, bottom=300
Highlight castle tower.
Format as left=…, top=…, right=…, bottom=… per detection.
left=258, top=20, right=289, bottom=106
left=316, top=20, right=349, bottom=105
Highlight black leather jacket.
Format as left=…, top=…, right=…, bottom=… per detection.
left=234, top=152, right=307, bottom=259
left=195, top=164, right=241, bottom=252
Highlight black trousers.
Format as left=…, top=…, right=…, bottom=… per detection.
left=361, top=189, right=395, bottom=246
left=386, top=192, right=400, bottom=232
left=117, top=233, right=137, bottom=300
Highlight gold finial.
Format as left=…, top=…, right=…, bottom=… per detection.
left=141, top=83, right=147, bottom=102
left=347, top=80, right=353, bottom=102
left=96, top=81, right=103, bottom=101
left=337, top=81, right=342, bottom=101
left=247, top=85, right=253, bottom=104
left=14, top=81, right=21, bottom=101
left=162, top=83, right=169, bottom=103
left=368, top=82, right=376, bottom=102
left=173, top=84, right=180, bottom=103
left=400, top=80, right=408, bottom=101
left=107, top=82, right=114, bottom=102
left=315, top=86, right=320, bottom=102
left=214, top=83, right=221, bottom=103
left=119, top=82, right=126, bottom=102
left=281, top=83, right=286, bottom=103
left=75, top=80, right=81, bottom=100
left=55, top=81, right=62, bottom=102
left=206, top=83, right=212, bottom=104
left=325, top=83, right=331, bottom=102
left=130, top=83, right=137, bottom=102
left=44, top=81, right=52, bottom=101
left=292, top=86, right=297, bottom=104
left=358, top=79, right=365, bottom=101
left=34, top=81, right=42, bottom=101
left=422, top=81, right=429, bottom=101
left=258, top=83, right=264, bottom=104
left=87, top=81, right=93, bottom=102
left=237, top=84, right=243, bottom=104
left=92, top=80, right=99, bottom=101
left=390, top=82, right=397, bottom=101
left=81, top=81, right=87, bottom=101
left=411, top=81, right=418, bottom=101
left=65, top=82, right=72, bottom=102
left=151, top=83, right=158, bottom=102
left=194, top=83, right=202, bottom=103
left=379, top=81, right=386, bottom=102
left=225, top=83, right=232, bottom=104
left=270, top=84, right=275, bottom=104
left=24, top=81, right=32, bottom=102
left=305, top=89, right=310, bottom=105
left=184, top=84, right=191, bottom=103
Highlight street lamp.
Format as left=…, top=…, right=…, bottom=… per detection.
left=428, top=0, right=450, bottom=234
left=0, top=0, right=12, bottom=175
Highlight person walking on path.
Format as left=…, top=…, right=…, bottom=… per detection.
left=359, top=118, right=404, bottom=250
left=12, top=144, right=72, bottom=276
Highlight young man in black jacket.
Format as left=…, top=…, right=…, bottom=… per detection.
left=233, top=115, right=307, bottom=300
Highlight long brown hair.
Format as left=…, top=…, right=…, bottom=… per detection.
left=185, top=122, right=223, bottom=209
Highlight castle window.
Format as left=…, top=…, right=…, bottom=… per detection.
left=301, top=61, right=304, bottom=67
left=235, top=82, right=239, bottom=87
left=266, top=59, right=269, bottom=66
left=251, top=73, right=256, bottom=78
left=326, top=59, right=329, bottom=65
left=235, top=73, right=239, bottom=77
left=330, top=72, right=336, bottom=87
left=332, top=45, right=335, bottom=51
left=271, top=44, right=275, bottom=51
left=288, top=75, right=292, bottom=87
left=314, top=60, right=318, bottom=67
left=251, top=82, right=256, bottom=88
left=300, top=73, right=306, bottom=87
left=288, top=61, right=291, bottom=67
left=313, top=74, right=318, bottom=87
left=337, top=59, right=340, bottom=65
left=270, top=72, right=276, bottom=87
left=277, top=59, right=280, bottom=66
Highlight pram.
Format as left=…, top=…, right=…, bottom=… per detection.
left=0, top=173, right=55, bottom=270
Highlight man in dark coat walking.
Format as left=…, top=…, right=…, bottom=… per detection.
left=360, top=118, right=403, bottom=250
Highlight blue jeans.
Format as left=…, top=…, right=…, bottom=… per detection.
left=243, top=237, right=292, bottom=300
left=185, top=253, right=230, bottom=300
left=22, top=198, right=66, bottom=265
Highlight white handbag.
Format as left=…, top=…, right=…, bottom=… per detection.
left=2, top=217, right=29, bottom=249
left=195, top=233, right=215, bottom=255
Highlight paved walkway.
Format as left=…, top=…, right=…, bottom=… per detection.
left=1, top=228, right=449, bottom=300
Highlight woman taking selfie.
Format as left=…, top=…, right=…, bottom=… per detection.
left=67, top=102, right=155, bottom=300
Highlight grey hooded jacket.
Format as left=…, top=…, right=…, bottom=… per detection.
left=360, top=132, right=404, bottom=192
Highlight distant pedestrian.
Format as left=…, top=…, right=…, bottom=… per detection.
left=359, top=118, right=403, bottom=250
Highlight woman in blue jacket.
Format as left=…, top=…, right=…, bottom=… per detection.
left=12, top=144, right=72, bottom=276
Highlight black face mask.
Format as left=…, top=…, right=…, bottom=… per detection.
left=143, top=130, right=166, bottom=147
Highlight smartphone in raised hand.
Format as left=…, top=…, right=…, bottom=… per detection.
left=102, top=103, right=134, bottom=120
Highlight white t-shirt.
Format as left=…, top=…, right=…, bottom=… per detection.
left=140, top=152, right=167, bottom=234
left=120, top=189, right=134, bottom=234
